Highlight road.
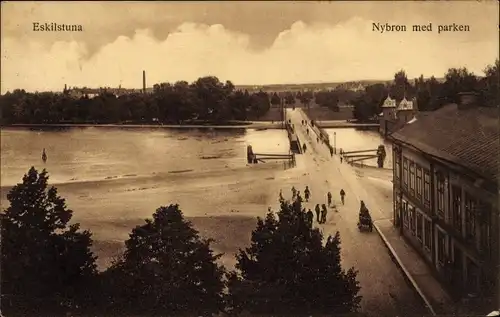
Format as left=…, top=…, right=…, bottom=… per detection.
left=285, top=109, right=428, bottom=316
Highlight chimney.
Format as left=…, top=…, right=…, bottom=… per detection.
left=142, top=70, right=146, bottom=94
left=457, top=92, right=479, bottom=109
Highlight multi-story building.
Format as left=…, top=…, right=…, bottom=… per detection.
left=389, top=92, right=499, bottom=310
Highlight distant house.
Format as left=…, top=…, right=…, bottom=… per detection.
left=389, top=92, right=499, bottom=310
left=379, top=94, right=418, bottom=136
left=66, top=86, right=154, bottom=99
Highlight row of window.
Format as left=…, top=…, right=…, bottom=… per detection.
left=395, top=152, right=495, bottom=261
left=450, top=186, right=493, bottom=259
left=401, top=200, right=432, bottom=251
left=395, top=155, right=430, bottom=208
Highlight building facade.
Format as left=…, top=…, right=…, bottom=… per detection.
left=390, top=93, right=499, bottom=311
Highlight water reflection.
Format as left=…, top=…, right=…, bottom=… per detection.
left=325, top=128, right=393, bottom=168
left=1, top=127, right=289, bottom=187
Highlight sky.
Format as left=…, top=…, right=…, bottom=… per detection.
left=1, top=1, right=499, bottom=93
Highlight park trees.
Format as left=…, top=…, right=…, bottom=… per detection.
left=226, top=198, right=361, bottom=316
left=98, top=204, right=226, bottom=316
left=270, top=92, right=281, bottom=107
left=1, top=167, right=98, bottom=316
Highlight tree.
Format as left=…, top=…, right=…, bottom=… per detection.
left=270, top=92, right=281, bottom=106
left=226, top=198, right=361, bottom=316
left=442, top=67, right=478, bottom=104
left=99, top=204, right=226, bottom=316
left=481, top=59, right=499, bottom=107
left=284, top=92, right=295, bottom=105
left=391, top=70, right=412, bottom=101
left=1, top=167, right=98, bottom=315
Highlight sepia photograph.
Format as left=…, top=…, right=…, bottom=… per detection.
left=1, top=1, right=499, bottom=316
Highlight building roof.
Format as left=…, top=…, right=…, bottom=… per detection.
left=397, top=97, right=415, bottom=111
left=391, top=104, right=500, bottom=182
left=381, top=95, right=397, bottom=108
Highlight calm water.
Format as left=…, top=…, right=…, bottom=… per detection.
left=1, top=127, right=290, bottom=187
left=325, top=128, right=393, bottom=168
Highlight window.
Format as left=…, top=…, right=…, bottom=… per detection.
left=464, top=192, right=476, bottom=242
left=437, top=172, right=445, bottom=218
left=409, top=205, right=415, bottom=234
left=403, top=158, right=408, bottom=189
left=394, top=152, right=401, bottom=180
left=423, top=170, right=430, bottom=208
left=416, top=212, right=423, bottom=241
left=394, top=194, right=401, bottom=225
left=466, top=258, right=479, bottom=293
left=437, top=230, right=446, bottom=265
left=479, top=202, right=491, bottom=258
left=409, top=162, right=415, bottom=195
left=416, top=166, right=422, bottom=200
left=424, top=218, right=432, bottom=250
left=402, top=200, right=409, bottom=228
left=451, top=185, right=462, bottom=233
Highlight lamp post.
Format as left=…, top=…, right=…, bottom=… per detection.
left=334, top=132, right=337, bottom=154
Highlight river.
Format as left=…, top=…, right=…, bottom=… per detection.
left=1, top=126, right=390, bottom=270
left=325, top=128, right=393, bottom=168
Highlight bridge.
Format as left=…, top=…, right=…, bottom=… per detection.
left=316, top=121, right=380, bottom=129
left=253, top=153, right=295, bottom=163
left=341, top=148, right=379, bottom=165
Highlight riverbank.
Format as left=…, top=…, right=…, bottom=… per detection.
left=1, top=161, right=303, bottom=271
left=2, top=121, right=285, bottom=130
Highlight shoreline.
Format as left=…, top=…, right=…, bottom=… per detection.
left=1, top=121, right=285, bottom=130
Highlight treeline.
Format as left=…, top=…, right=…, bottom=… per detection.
left=309, top=59, right=499, bottom=122
left=0, top=77, right=275, bottom=125
left=1, top=167, right=361, bottom=316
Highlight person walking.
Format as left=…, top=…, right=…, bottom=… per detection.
left=340, top=156, right=343, bottom=163
left=329, top=147, right=333, bottom=157
left=296, top=191, right=303, bottom=203
left=315, top=204, right=321, bottom=223
left=306, top=209, right=314, bottom=227
left=321, top=204, right=328, bottom=224
left=292, top=186, right=297, bottom=199
left=327, top=192, right=332, bottom=207
left=304, top=186, right=311, bottom=202
left=41, top=148, right=47, bottom=163
left=340, top=189, right=346, bottom=205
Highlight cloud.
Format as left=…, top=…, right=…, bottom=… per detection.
left=1, top=17, right=498, bottom=93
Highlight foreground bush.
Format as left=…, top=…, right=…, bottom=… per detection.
left=98, top=205, right=226, bottom=316
left=1, top=167, right=98, bottom=316
left=226, top=199, right=362, bottom=316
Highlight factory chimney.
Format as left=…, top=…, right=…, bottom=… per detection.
left=142, top=70, right=146, bottom=94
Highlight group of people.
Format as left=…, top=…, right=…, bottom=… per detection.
left=279, top=186, right=347, bottom=227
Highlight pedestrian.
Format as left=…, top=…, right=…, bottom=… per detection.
left=327, top=192, right=332, bottom=207
left=315, top=204, right=321, bottom=223
left=292, top=186, right=297, bottom=199
left=340, top=156, right=343, bottom=163
left=297, top=191, right=303, bottom=203
left=306, top=209, right=314, bottom=227
left=340, top=189, right=346, bottom=205
left=329, top=147, right=333, bottom=157
left=41, top=148, right=47, bottom=163
left=321, top=204, right=328, bottom=224
left=306, top=128, right=309, bottom=135
left=304, top=186, right=310, bottom=202
left=279, top=189, right=284, bottom=202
